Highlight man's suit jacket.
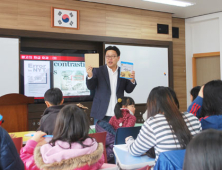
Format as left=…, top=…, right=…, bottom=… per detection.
left=86, top=65, right=137, bottom=120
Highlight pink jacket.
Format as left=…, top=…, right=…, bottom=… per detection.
left=20, top=138, right=104, bottom=170
left=109, top=109, right=136, bottom=130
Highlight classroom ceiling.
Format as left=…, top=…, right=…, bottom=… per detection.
left=80, top=0, right=222, bottom=18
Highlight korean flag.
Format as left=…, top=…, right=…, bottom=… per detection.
left=53, top=8, right=79, bottom=29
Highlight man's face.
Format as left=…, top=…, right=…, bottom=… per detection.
left=105, top=50, right=120, bottom=69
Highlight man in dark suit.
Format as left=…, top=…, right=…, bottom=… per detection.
left=86, top=46, right=136, bottom=124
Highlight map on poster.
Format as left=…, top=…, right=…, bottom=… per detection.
left=53, top=61, right=90, bottom=96
left=24, top=60, right=50, bottom=97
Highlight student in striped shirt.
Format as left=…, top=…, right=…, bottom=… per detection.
left=125, top=86, right=201, bottom=162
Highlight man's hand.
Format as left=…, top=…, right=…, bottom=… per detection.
left=130, top=71, right=135, bottom=83
left=86, top=66, right=93, bottom=78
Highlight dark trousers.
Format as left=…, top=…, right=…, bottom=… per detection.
left=94, top=116, right=112, bottom=125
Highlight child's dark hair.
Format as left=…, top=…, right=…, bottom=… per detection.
left=190, top=86, right=201, bottom=101
left=49, top=104, right=91, bottom=148
left=44, top=88, right=63, bottom=105
left=184, top=129, right=222, bottom=170
left=105, top=46, right=120, bottom=56
left=200, top=80, right=222, bottom=117
left=114, top=97, right=135, bottom=119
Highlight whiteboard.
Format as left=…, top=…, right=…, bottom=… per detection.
left=0, top=37, right=19, bottom=96
left=105, top=44, right=168, bottom=104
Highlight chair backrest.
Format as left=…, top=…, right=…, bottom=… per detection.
left=154, top=149, right=186, bottom=170
left=89, top=131, right=107, bottom=163
left=12, top=137, right=23, bottom=154
left=114, top=126, right=141, bottom=145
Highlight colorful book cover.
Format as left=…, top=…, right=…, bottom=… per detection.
left=120, top=61, right=133, bottom=79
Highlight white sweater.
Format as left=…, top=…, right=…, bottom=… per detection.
left=126, top=112, right=201, bottom=161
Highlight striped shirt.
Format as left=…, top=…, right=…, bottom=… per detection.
left=127, top=112, right=201, bottom=161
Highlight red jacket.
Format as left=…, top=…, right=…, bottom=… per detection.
left=109, top=109, right=136, bottom=130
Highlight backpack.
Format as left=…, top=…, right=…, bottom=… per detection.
left=96, top=120, right=116, bottom=163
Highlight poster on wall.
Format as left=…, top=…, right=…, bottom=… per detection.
left=53, top=61, right=90, bottom=96
left=24, top=60, right=50, bottom=97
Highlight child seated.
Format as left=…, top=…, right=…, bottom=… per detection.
left=109, top=97, right=136, bottom=130
left=21, top=104, right=104, bottom=170
left=184, top=129, right=222, bottom=170
left=38, top=88, right=64, bottom=135
left=188, top=80, right=222, bottom=130
left=190, top=86, right=201, bottom=102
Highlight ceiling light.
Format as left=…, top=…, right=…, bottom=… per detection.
left=143, top=0, right=195, bottom=7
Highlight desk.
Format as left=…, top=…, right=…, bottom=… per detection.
left=135, top=123, right=143, bottom=127
left=113, top=144, right=155, bottom=170
left=9, top=126, right=96, bottom=144
left=89, top=125, right=96, bottom=134
left=9, top=131, right=35, bottom=144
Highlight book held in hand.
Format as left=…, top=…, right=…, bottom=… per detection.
left=84, top=53, right=99, bottom=68
left=120, top=61, right=133, bottom=79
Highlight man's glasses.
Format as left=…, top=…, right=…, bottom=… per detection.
left=105, top=55, right=117, bottom=59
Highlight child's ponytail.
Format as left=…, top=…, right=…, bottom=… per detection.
left=114, top=98, right=123, bottom=119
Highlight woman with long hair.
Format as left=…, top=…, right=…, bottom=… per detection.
left=125, top=87, right=201, bottom=161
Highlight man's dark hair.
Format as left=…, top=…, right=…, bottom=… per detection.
left=184, top=129, right=222, bottom=170
left=44, top=88, right=63, bottom=105
left=105, top=46, right=120, bottom=56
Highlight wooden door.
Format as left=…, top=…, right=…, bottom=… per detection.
left=192, top=52, right=220, bottom=87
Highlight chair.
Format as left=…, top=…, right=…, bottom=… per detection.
left=89, top=131, right=108, bottom=163
left=154, top=149, right=186, bottom=170
left=99, top=163, right=118, bottom=170
left=12, top=137, right=23, bottom=154
left=114, top=126, right=141, bottom=145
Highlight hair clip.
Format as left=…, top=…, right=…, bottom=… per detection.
left=118, top=98, right=122, bottom=103
left=76, top=103, right=88, bottom=110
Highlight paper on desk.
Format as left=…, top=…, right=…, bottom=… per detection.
left=114, top=144, right=128, bottom=152
left=24, top=133, right=34, bottom=137
left=85, top=53, right=99, bottom=68
left=90, top=125, right=95, bottom=129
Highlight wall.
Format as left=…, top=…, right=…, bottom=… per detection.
left=185, top=13, right=222, bottom=107
left=0, top=0, right=187, bottom=109
left=0, top=0, right=172, bottom=41
left=0, top=38, right=19, bottom=96
left=172, top=18, right=186, bottom=111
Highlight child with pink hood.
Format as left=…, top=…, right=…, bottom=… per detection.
left=20, top=104, right=104, bottom=170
